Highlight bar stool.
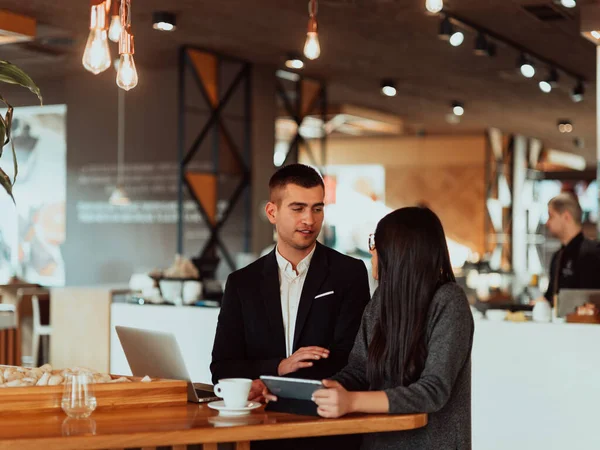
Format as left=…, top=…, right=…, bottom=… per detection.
left=31, top=294, right=52, bottom=366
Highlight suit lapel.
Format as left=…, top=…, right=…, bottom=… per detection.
left=293, top=243, right=329, bottom=350
left=260, top=249, right=286, bottom=356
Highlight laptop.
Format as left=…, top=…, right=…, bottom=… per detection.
left=557, top=289, right=600, bottom=318
left=115, top=325, right=219, bottom=403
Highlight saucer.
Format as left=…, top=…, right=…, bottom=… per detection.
left=207, top=400, right=262, bottom=416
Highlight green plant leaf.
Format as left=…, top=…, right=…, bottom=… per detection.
left=0, top=95, right=16, bottom=185
left=0, top=61, right=42, bottom=104
left=0, top=167, right=14, bottom=203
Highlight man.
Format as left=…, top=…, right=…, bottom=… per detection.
left=211, top=164, right=370, bottom=448
left=543, top=192, right=600, bottom=305
left=211, top=163, right=370, bottom=383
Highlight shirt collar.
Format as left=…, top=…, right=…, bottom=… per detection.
left=276, top=244, right=317, bottom=277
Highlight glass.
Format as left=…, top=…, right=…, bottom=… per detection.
left=62, top=417, right=97, bottom=436
left=61, top=371, right=97, bottom=419
left=368, top=233, right=376, bottom=251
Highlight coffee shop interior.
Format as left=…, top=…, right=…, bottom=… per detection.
left=0, top=0, right=598, bottom=449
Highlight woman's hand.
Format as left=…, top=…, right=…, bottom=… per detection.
left=312, top=379, right=355, bottom=418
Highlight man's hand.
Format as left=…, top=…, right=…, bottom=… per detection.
left=312, top=379, right=355, bottom=418
left=248, top=379, right=267, bottom=403
left=277, top=346, right=330, bottom=376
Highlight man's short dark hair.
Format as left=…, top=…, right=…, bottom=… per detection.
left=549, top=192, right=583, bottom=225
left=269, top=164, right=324, bottom=200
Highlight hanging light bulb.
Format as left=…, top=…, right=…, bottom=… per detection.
left=108, top=1, right=122, bottom=43
left=116, top=38, right=138, bottom=90
left=304, top=0, right=321, bottom=60
left=425, top=0, right=443, bottom=14
left=82, top=3, right=111, bottom=74
left=116, top=0, right=138, bottom=91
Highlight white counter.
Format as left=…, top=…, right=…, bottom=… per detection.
left=110, top=303, right=220, bottom=384
left=472, top=320, right=599, bottom=450
left=109, top=303, right=599, bottom=449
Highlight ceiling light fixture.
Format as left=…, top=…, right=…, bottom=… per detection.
left=381, top=79, right=397, bottom=97
left=116, top=0, right=138, bottom=91
left=557, top=120, right=573, bottom=133
left=539, top=67, right=559, bottom=93
left=517, top=53, right=535, bottom=78
left=285, top=53, right=304, bottom=70
left=559, top=0, right=576, bottom=8
left=452, top=101, right=464, bottom=116
left=474, top=32, right=489, bottom=56
left=449, top=31, right=464, bottom=47
left=425, top=0, right=443, bottom=14
left=108, top=0, right=122, bottom=42
left=438, top=15, right=453, bottom=40
left=82, top=1, right=112, bottom=74
left=570, top=80, right=584, bottom=102
left=152, top=11, right=177, bottom=32
left=304, top=0, right=321, bottom=60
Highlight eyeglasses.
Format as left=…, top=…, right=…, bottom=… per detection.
left=368, top=233, right=375, bottom=251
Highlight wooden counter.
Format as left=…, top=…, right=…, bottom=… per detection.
left=0, top=403, right=427, bottom=450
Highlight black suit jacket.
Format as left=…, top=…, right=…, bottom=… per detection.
left=210, top=242, right=371, bottom=384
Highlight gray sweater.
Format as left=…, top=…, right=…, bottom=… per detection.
left=332, top=282, right=474, bottom=450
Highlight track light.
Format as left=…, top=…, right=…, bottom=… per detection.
left=557, top=120, right=573, bottom=133
left=517, top=54, right=535, bottom=78
left=285, top=53, right=304, bottom=70
left=539, top=68, right=559, bottom=93
left=571, top=80, right=584, bottom=102
left=449, top=31, right=464, bottom=47
left=152, top=12, right=177, bottom=32
left=452, top=101, right=464, bottom=116
left=559, top=0, right=576, bottom=8
left=439, top=16, right=453, bottom=40
left=426, top=0, right=443, bottom=14
left=474, top=32, right=488, bottom=56
left=381, top=80, right=397, bottom=97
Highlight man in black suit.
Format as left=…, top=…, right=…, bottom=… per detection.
left=210, top=164, right=370, bottom=448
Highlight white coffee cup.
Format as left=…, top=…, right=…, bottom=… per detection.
left=214, top=378, right=252, bottom=408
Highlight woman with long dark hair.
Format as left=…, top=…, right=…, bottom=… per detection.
left=312, top=207, right=474, bottom=449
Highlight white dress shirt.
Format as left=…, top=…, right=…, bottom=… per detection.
left=276, top=245, right=316, bottom=357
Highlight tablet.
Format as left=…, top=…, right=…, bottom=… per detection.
left=260, top=375, right=324, bottom=401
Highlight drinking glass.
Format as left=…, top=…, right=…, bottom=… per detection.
left=61, top=371, right=97, bottom=419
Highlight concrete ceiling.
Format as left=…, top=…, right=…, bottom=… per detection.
left=0, top=0, right=597, bottom=162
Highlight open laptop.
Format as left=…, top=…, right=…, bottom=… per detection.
left=557, top=289, right=600, bottom=318
left=115, top=326, right=219, bottom=403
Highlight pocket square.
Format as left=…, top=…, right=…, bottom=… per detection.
left=315, top=291, right=334, bottom=299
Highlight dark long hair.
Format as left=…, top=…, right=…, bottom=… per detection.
left=367, top=207, right=455, bottom=387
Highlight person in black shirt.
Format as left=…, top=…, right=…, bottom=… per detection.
left=543, top=193, right=600, bottom=305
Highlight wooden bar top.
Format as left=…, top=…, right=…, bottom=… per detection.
left=0, top=403, right=427, bottom=450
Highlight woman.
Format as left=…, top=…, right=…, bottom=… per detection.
left=312, top=207, right=474, bottom=449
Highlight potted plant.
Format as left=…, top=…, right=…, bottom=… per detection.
left=0, top=60, right=42, bottom=202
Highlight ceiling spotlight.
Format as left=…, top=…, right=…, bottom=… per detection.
left=571, top=80, right=584, bottom=102
left=284, top=54, right=304, bottom=70
left=381, top=79, right=397, bottom=97
left=539, top=68, right=559, bottom=93
left=539, top=81, right=551, bottom=93
left=439, top=16, right=453, bottom=40
left=452, top=101, right=464, bottom=116
left=517, top=54, right=535, bottom=78
left=449, top=31, right=464, bottom=47
left=592, top=31, right=600, bottom=40
left=426, top=0, right=444, bottom=14
left=557, top=120, right=573, bottom=133
left=559, top=0, right=576, bottom=8
left=474, top=32, right=489, bottom=56
left=152, top=12, right=177, bottom=32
